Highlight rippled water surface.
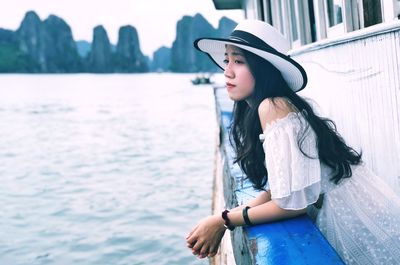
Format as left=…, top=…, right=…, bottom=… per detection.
left=0, top=74, right=218, bottom=265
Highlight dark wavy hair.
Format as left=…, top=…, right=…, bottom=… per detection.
left=229, top=48, right=363, bottom=190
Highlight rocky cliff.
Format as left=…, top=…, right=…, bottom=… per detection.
left=76, top=40, right=91, bottom=58
left=87, top=25, right=112, bottom=72
left=151, top=46, right=171, bottom=72
left=41, top=15, right=82, bottom=72
left=114, top=25, right=148, bottom=72
left=169, top=14, right=237, bottom=73
left=17, top=11, right=81, bottom=72
left=0, top=28, right=35, bottom=72
left=216, top=16, right=238, bottom=38
left=171, top=13, right=217, bottom=72
left=0, top=10, right=149, bottom=73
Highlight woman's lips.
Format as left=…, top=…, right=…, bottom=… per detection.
left=226, top=83, right=236, bottom=91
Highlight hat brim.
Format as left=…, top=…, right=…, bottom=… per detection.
left=194, top=38, right=307, bottom=92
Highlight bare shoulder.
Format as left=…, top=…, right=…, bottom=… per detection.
left=258, top=97, right=295, bottom=132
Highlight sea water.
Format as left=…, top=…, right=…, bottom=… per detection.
left=0, top=73, right=220, bottom=265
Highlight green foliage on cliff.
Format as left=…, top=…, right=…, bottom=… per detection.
left=0, top=43, right=38, bottom=72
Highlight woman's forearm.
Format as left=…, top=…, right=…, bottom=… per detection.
left=227, top=200, right=306, bottom=226
left=229, top=190, right=271, bottom=212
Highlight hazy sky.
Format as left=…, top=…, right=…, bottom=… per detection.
left=0, top=0, right=244, bottom=57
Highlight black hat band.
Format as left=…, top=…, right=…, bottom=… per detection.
left=229, top=30, right=280, bottom=54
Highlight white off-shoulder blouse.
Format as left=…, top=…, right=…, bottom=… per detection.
left=258, top=111, right=321, bottom=210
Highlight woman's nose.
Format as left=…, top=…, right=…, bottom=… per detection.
left=224, top=64, right=234, bottom=79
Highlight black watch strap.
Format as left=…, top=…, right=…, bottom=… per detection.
left=222, top=209, right=235, bottom=231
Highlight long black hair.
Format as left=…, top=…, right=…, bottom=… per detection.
left=229, top=48, right=363, bottom=190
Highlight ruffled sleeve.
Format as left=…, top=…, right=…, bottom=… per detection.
left=259, top=112, right=321, bottom=210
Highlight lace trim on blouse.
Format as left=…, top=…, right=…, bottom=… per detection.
left=259, top=110, right=321, bottom=210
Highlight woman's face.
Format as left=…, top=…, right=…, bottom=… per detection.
left=223, top=45, right=255, bottom=101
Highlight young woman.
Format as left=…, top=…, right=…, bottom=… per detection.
left=185, top=20, right=400, bottom=264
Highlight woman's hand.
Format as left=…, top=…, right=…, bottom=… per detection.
left=185, top=214, right=227, bottom=259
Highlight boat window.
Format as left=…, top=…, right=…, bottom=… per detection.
left=287, top=0, right=313, bottom=47
left=308, top=0, right=317, bottom=42
left=289, top=0, right=299, bottom=42
left=324, top=0, right=346, bottom=37
left=270, top=0, right=286, bottom=35
left=262, top=0, right=273, bottom=24
left=327, top=0, right=343, bottom=27
left=244, top=0, right=258, bottom=19
left=359, top=0, right=383, bottom=28
left=245, top=0, right=268, bottom=21
left=258, top=0, right=265, bottom=21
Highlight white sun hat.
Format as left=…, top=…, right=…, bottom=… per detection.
left=193, top=19, right=307, bottom=92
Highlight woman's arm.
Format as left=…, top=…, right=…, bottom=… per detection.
left=186, top=197, right=306, bottom=259
left=228, top=200, right=306, bottom=226
left=229, top=190, right=271, bottom=212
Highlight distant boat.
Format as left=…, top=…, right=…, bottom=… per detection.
left=191, top=74, right=214, bottom=85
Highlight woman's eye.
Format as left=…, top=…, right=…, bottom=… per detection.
left=223, top=58, right=244, bottom=65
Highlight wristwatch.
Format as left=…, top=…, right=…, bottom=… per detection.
left=221, top=209, right=235, bottom=231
